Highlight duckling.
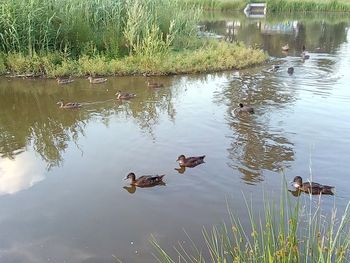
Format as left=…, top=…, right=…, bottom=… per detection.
left=56, top=101, right=82, bottom=109
left=88, top=76, right=107, bottom=84
left=124, top=172, right=165, bottom=187
left=287, top=67, right=294, bottom=75
left=292, top=176, right=334, bottom=195
left=234, top=103, right=255, bottom=114
left=115, top=91, right=136, bottom=100
left=56, top=77, right=74, bottom=84
left=282, top=44, right=289, bottom=52
left=146, top=81, right=164, bottom=88
left=176, top=155, right=205, bottom=168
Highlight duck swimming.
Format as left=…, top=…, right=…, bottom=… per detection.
left=146, top=81, right=164, bottom=88
left=56, top=101, right=82, bottom=109
left=88, top=76, right=107, bottom=84
left=124, top=172, right=165, bottom=187
left=234, top=103, right=255, bottom=114
left=292, top=176, right=334, bottom=195
left=176, top=155, right=205, bottom=168
left=115, top=91, right=136, bottom=100
left=57, top=77, right=74, bottom=84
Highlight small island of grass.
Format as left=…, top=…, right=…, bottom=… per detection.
left=0, top=0, right=267, bottom=78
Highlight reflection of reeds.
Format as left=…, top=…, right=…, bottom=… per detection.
left=152, top=182, right=350, bottom=262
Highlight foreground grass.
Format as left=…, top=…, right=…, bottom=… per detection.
left=1, top=42, right=267, bottom=77
left=152, top=187, right=350, bottom=262
left=180, top=0, right=350, bottom=12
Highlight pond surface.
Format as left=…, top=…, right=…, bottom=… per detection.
left=1, top=12, right=350, bottom=263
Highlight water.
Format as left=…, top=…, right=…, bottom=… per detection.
left=0, top=12, right=350, bottom=262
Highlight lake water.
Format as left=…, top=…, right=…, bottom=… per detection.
left=0, top=12, right=350, bottom=263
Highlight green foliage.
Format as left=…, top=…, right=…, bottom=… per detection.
left=0, top=0, right=200, bottom=58
left=152, top=185, right=350, bottom=262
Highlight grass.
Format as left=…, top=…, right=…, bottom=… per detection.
left=152, top=183, right=350, bottom=262
left=0, top=0, right=267, bottom=76
left=2, top=41, right=267, bottom=77
left=179, top=0, right=350, bottom=12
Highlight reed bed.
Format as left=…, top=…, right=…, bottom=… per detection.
left=152, top=186, right=350, bottom=262
left=0, top=0, right=199, bottom=57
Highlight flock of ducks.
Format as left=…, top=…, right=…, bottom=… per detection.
left=55, top=44, right=334, bottom=195
left=277, top=44, right=310, bottom=75
left=55, top=76, right=164, bottom=109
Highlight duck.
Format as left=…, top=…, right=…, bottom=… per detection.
left=56, top=101, right=82, bottom=109
left=115, top=91, right=136, bottom=100
left=88, top=76, right=107, bottom=84
left=176, top=155, right=205, bottom=168
left=292, top=176, right=334, bottom=195
left=124, top=172, right=165, bottom=187
left=234, top=103, right=255, bottom=114
left=287, top=67, right=294, bottom=75
left=301, top=45, right=310, bottom=60
left=57, top=77, right=74, bottom=84
left=282, top=44, right=289, bottom=52
left=146, top=81, right=164, bottom=88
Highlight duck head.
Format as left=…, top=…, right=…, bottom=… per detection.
left=124, top=172, right=136, bottom=181
left=292, top=176, right=303, bottom=188
left=176, top=155, right=186, bottom=162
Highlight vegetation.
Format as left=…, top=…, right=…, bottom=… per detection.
left=152, top=185, right=350, bottom=262
left=0, top=0, right=267, bottom=77
left=179, top=0, right=350, bottom=12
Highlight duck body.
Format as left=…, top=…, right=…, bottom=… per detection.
left=292, top=176, right=334, bottom=195
left=124, top=172, right=165, bottom=187
left=115, top=91, right=136, bottom=100
left=282, top=44, right=289, bottom=51
left=235, top=103, right=254, bottom=114
left=56, top=101, right=82, bottom=109
left=177, top=155, right=205, bottom=168
left=287, top=67, right=294, bottom=75
left=88, top=76, right=107, bottom=84
left=146, top=81, right=164, bottom=88
left=57, top=77, right=74, bottom=84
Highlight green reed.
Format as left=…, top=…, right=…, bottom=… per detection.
left=152, top=185, right=350, bottom=262
left=0, top=0, right=199, bottom=57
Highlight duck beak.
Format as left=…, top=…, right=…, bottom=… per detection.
left=123, top=176, right=128, bottom=180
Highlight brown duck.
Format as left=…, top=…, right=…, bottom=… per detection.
left=146, top=81, right=164, bottom=88
left=292, top=176, right=334, bottom=195
left=88, top=76, right=107, bottom=84
left=234, top=103, right=254, bottom=114
left=176, top=155, right=205, bottom=168
left=124, top=172, right=165, bottom=187
left=56, top=101, right=82, bottom=109
left=282, top=44, right=289, bottom=51
left=115, top=91, right=136, bottom=100
left=57, top=77, right=74, bottom=84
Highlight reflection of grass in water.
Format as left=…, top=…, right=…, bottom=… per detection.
left=179, top=0, right=350, bottom=12
left=152, top=183, right=350, bottom=262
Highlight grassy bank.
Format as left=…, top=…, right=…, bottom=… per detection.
left=152, top=186, right=350, bottom=262
left=180, top=0, right=350, bottom=12
left=0, top=0, right=267, bottom=77
left=0, top=42, right=267, bottom=77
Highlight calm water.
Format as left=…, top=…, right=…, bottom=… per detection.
left=1, top=12, right=350, bottom=263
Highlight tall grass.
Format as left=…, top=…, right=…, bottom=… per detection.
left=152, top=185, right=350, bottom=262
left=0, top=0, right=199, bottom=57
